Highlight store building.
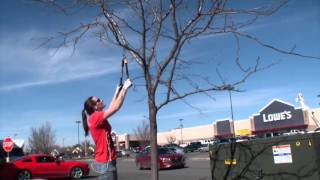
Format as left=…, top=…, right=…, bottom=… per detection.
left=116, top=97, right=320, bottom=149
left=252, top=99, right=310, bottom=137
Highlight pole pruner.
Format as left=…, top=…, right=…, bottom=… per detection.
left=116, top=56, right=130, bottom=97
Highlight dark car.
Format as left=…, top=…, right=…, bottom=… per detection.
left=135, top=147, right=185, bottom=170
left=12, top=154, right=90, bottom=179
left=162, top=144, right=185, bottom=154
left=184, top=142, right=202, bottom=152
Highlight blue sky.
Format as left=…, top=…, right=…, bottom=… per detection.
left=0, top=0, right=319, bottom=146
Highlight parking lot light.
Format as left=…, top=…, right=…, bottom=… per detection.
left=179, top=119, right=184, bottom=144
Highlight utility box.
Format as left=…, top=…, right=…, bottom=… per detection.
left=209, top=132, right=320, bottom=180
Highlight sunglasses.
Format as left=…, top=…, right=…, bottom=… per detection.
left=96, top=98, right=102, bottom=103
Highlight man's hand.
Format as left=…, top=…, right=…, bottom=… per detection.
left=123, top=79, right=132, bottom=90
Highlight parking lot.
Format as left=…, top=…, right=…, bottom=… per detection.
left=85, top=152, right=211, bottom=180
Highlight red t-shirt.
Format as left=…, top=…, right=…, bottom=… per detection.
left=89, top=111, right=116, bottom=163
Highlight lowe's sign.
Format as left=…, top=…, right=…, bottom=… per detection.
left=253, top=99, right=307, bottom=133
left=262, top=110, right=292, bottom=122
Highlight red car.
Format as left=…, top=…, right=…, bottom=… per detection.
left=0, top=161, right=19, bottom=180
left=135, top=147, right=186, bottom=170
left=12, top=154, right=89, bottom=179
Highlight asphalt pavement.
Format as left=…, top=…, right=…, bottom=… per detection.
left=84, top=152, right=211, bottom=180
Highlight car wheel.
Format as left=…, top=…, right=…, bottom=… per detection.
left=17, top=170, right=32, bottom=180
left=181, top=162, right=185, bottom=168
left=70, top=167, right=83, bottom=179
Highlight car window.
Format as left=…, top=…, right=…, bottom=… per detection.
left=141, top=147, right=150, bottom=154
left=140, top=147, right=175, bottom=155
left=158, top=148, right=172, bottom=155
left=36, top=156, right=55, bottom=163
left=142, top=149, right=150, bottom=155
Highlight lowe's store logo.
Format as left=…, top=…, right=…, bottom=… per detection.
left=262, top=111, right=292, bottom=122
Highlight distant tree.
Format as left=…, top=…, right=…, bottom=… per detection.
left=28, top=122, right=56, bottom=154
left=80, top=139, right=93, bottom=157
left=133, top=120, right=150, bottom=149
left=166, top=135, right=176, bottom=145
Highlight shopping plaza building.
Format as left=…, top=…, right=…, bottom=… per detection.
left=116, top=96, right=320, bottom=150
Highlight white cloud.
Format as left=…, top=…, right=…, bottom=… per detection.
left=0, top=31, right=122, bottom=91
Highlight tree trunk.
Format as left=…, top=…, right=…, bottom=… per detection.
left=148, top=96, right=158, bottom=180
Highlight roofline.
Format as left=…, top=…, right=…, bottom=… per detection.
left=215, top=118, right=232, bottom=122
left=183, top=124, right=214, bottom=130
left=258, top=99, right=295, bottom=113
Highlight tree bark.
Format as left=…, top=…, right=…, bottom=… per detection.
left=149, top=95, right=158, bottom=180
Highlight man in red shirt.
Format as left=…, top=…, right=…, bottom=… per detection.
left=82, top=79, right=132, bottom=179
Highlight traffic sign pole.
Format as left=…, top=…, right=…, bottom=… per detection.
left=2, top=137, right=14, bottom=162
left=6, top=152, right=10, bottom=162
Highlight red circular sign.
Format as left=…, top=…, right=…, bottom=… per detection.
left=3, top=137, right=14, bottom=152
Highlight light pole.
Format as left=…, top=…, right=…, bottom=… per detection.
left=223, top=85, right=234, bottom=121
left=179, top=119, right=184, bottom=144
left=223, top=85, right=235, bottom=137
left=84, top=137, right=88, bottom=157
left=75, top=120, right=81, bottom=146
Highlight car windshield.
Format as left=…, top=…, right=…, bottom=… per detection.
left=158, top=148, right=173, bottom=155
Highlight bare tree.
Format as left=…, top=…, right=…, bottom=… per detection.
left=166, top=135, right=176, bottom=145
left=133, top=120, right=150, bottom=149
left=33, top=1, right=320, bottom=179
left=28, top=121, right=56, bottom=154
